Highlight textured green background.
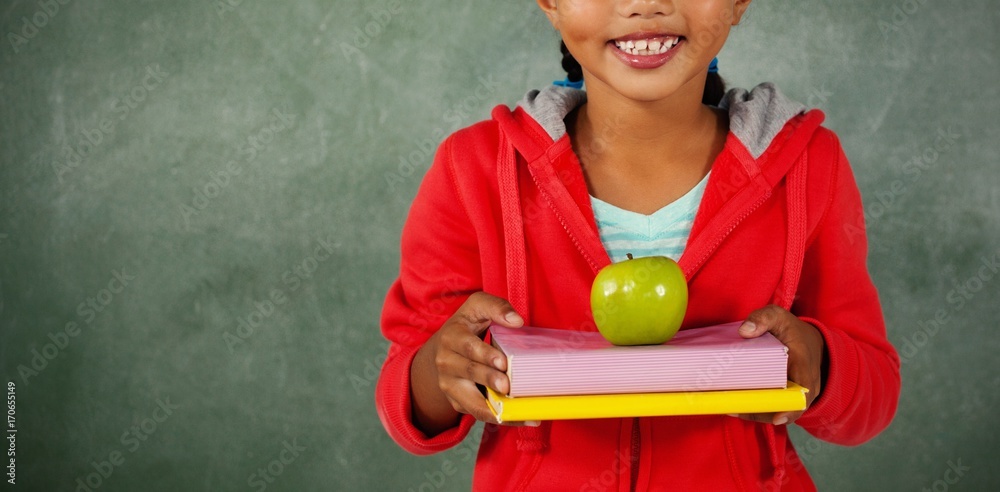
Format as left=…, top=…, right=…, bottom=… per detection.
left=1, top=1, right=997, bottom=490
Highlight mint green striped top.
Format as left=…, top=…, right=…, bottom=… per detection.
left=589, top=172, right=710, bottom=264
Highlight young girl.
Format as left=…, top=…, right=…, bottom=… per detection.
left=376, top=1, right=900, bottom=490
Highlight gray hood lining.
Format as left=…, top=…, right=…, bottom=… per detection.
left=517, top=82, right=806, bottom=160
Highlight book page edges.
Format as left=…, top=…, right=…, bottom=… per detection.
left=486, top=383, right=808, bottom=423
left=490, top=330, right=515, bottom=388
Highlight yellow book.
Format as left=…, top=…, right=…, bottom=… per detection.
left=486, top=382, right=807, bottom=423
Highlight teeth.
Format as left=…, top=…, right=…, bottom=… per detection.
left=614, top=37, right=678, bottom=56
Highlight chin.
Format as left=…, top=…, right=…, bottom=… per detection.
left=596, top=75, right=691, bottom=104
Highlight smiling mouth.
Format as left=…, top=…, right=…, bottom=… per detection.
left=611, top=36, right=682, bottom=56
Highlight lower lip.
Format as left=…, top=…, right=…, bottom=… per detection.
left=609, top=39, right=684, bottom=69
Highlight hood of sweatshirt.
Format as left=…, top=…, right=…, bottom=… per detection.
left=515, top=82, right=806, bottom=159
left=490, top=82, right=823, bottom=316
left=486, top=83, right=826, bottom=473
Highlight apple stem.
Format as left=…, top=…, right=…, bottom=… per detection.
left=627, top=253, right=633, bottom=260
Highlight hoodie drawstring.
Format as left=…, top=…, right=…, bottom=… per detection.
left=497, top=133, right=529, bottom=321
left=763, top=151, right=810, bottom=488
left=496, top=131, right=549, bottom=458
left=775, top=151, right=809, bottom=311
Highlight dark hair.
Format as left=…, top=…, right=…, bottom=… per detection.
left=559, top=41, right=726, bottom=106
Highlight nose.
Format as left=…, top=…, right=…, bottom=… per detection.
left=618, top=0, right=671, bottom=18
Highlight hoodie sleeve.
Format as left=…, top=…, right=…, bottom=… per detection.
left=792, top=133, right=901, bottom=446
left=375, top=135, right=480, bottom=455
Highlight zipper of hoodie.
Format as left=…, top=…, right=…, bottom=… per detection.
left=527, top=170, right=601, bottom=273
left=624, top=196, right=769, bottom=492
left=629, top=417, right=640, bottom=491
left=689, top=190, right=771, bottom=277
left=529, top=155, right=772, bottom=280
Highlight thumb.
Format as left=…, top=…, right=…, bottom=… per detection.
left=462, top=292, right=524, bottom=333
left=738, top=305, right=786, bottom=339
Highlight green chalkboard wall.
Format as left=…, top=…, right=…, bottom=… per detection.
left=1, top=1, right=997, bottom=490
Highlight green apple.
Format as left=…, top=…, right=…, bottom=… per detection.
left=590, top=254, right=688, bottom=346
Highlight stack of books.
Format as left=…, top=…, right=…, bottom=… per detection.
left=486, top=322, right=807, bottom=423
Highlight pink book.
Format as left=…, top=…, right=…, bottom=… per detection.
left=489, top=322, right=788, bottom=397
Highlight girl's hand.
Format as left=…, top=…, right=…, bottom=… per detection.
left=729, top=305, right=826, bottom=426
left=422, top=292, right=539, bottom=427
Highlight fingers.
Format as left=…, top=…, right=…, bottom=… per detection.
left=735, top=305, right=826, bottom=424
left=728, top=410, right=807, bottom=426
left=458, top=292, right=524, bottom=336
left=440, top=320, right=509, bottom=373
left=436, top=336, right=511, bottom=424
left=728, top=412, right=774, bottom=424
left=773, top=411, right=804, bottom=425
left=787, top=341, right=820, bottom=396
left=728, top=412, right=787, bottom=425
left=501, top=420, right=541, bottom=427
left=447, top=292, right=521, bottom=372
left=738, top=305, right=788, bottom=339
left=743, top=308, right=824, bottom=408
left=739, top=306, right=823, bottom=401
left=440, top=375, right=504, bottom=424
left=443, top=383, right=500, bottom=424
left=437, top=343, right=509, bottom=394
left=432, top=292, right=526, bottom=425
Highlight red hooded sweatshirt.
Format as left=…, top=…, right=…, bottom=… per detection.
left=376, top=84, right=901, bottom=491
